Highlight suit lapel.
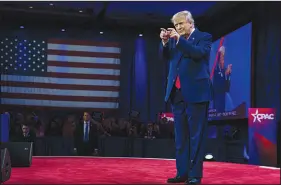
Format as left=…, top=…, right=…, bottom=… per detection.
left=188, top=28, right=199, bottom=44
left=171, top=29, right=200, bottom=69
left=176, top=29, right=199, bottom=62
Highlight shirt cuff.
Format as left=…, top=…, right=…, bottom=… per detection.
left=162, top=40, right=169, bottom=46
left=176, top=37, right=180, bottom=45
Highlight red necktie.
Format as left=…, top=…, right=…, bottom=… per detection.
left=175, top=35, right=190, bottom=89
left=175, top=76, right=180, bottom=89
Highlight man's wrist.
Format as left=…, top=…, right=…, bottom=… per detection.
left=162, top=39, right=169, bottom=46
left=176, top=36, right=180, bottom=45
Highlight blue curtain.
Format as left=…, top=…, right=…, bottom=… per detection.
left=130, top=37, right=149, bottom=121
left=119, top=36, right=168, bottom=122
left=147, top=37, right=169, bottom=121
left=253, top=2, right=281, bottom=166
left=253, top=3, right=281, bottom=121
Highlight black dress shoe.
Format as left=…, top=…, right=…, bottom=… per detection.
left=186, top=178, right=201, bottom=185
left=167, top=176, right=188, bottom=183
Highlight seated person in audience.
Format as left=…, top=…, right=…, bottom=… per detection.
left=35, top=121, right=45, bottom=138
left=12, top=123, right=36, bottom=156
left=92, top=118, right=111, bottom=137
left=14, top=123, right=37, bottom=155
left=101, top=117, right=113, bottom=135
left=104, top=118, right=120, bottom=136
left=9, top=113, right=25, bottom=140
left=127, top=123, right=139, bottom=137
left=120, top=118, right=131, bottom=137
left=15, top=123, right=36, bottom=143
left=45, top=118, right=62, bottom=136
left=153, top=123, right=160, bottom=136
left=26, top=113, right=45, bottom=138
left=144, top=122, right=159, bottom=139
left=158, top=117, right=170, bottom=138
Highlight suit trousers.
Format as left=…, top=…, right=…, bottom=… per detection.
left=170, top=87, right=209, bottom=178
left=77, top=141, right=92, bottom=156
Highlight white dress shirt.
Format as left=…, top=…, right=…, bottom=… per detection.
left=83, top=121, right=90, bottom=138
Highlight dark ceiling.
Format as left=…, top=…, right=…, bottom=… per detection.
left=0, top=1, right=217, bottom=21
left=0, top=1, right=249, bottom=38
left=0, top=1, right=239, bottom=24
left=32, top=1, right=217, bottom=17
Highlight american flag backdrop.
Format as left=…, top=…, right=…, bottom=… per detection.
left=0, top=37, right=120, bottom=111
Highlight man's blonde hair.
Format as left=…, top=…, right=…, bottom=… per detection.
left=171, top=10, right=195, bottom=25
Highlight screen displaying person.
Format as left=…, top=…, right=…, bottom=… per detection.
left=213, top=46, right=232, bottom=113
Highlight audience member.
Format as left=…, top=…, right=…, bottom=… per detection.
left=74, top=112, right=100, bottom=156
left=5, top=110, right=172, bottom=156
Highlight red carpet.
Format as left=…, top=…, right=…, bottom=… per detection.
left=5, top=157, right=280, bottom=184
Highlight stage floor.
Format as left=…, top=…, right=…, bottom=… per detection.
left=5, top=157, right=280, bottom=184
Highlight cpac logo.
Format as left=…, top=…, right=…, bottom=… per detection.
left=251, top=109, right=275, bottom=123
left=162, top=114, right=174, bottom=122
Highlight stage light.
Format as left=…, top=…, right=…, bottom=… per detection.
left=29, top=6, right=33, bottom=9
left=139, top=34, right=143, bottom=37
left=61, top=29, right=65, bottom=32
left=79, top=10, right=83, bottom=13
left=204, top=153, right=215, bottom=161
left=49, top=3, right=54, bottom=6
left=20, top=26, right=24, bottom=29
left=100, top=31, right=103, bottom=34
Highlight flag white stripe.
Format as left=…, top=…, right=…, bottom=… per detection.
left=1, top=86, right=119, bottom=97
left=47, top=55, right=120, bottom=64
left=1, top=75, right=120, bottom=86
left=48, top=44, right=121, bottom=54
left=47, top=66, right=120, bottom=75
left=1, top=98, right=119, bottom=109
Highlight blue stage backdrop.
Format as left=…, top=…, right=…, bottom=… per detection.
left=0, top=113, right=10, bottom=142
left=208, top=22, right=252, bottom=120
left=131, top=37, right=149, bottom=121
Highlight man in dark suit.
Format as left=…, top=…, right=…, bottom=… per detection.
left=16, top=123, right=36, bottom=143
left=160, top=10, right=213, bottom=185
left=74, top=112, right=99, bottom=156
left=12, top=123, right=36, bottom=155
left=213, top=46, right=232, bottom=113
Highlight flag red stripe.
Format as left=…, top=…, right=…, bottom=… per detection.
left=0, top=104, right=118, bottom=113
left=46, top=72, right=119, bottom=80
left=48, top=61, right=120, bottom=69
left=0, top=81, right=119, bottom=91
left=48, top=39, right=120, bottom=47
left=210, top=37, right=225, bottom=79
left=48, top=49, right=120, bottom=58
left=2, top=93, right=119, bottom=103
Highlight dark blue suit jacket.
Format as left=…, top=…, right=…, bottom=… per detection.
left=213, top=66, right=231, bottom=93
left=161, top=29, right=213, bottom=103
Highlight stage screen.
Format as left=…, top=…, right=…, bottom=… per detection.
left=208, top=22, right=252, bottom=120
